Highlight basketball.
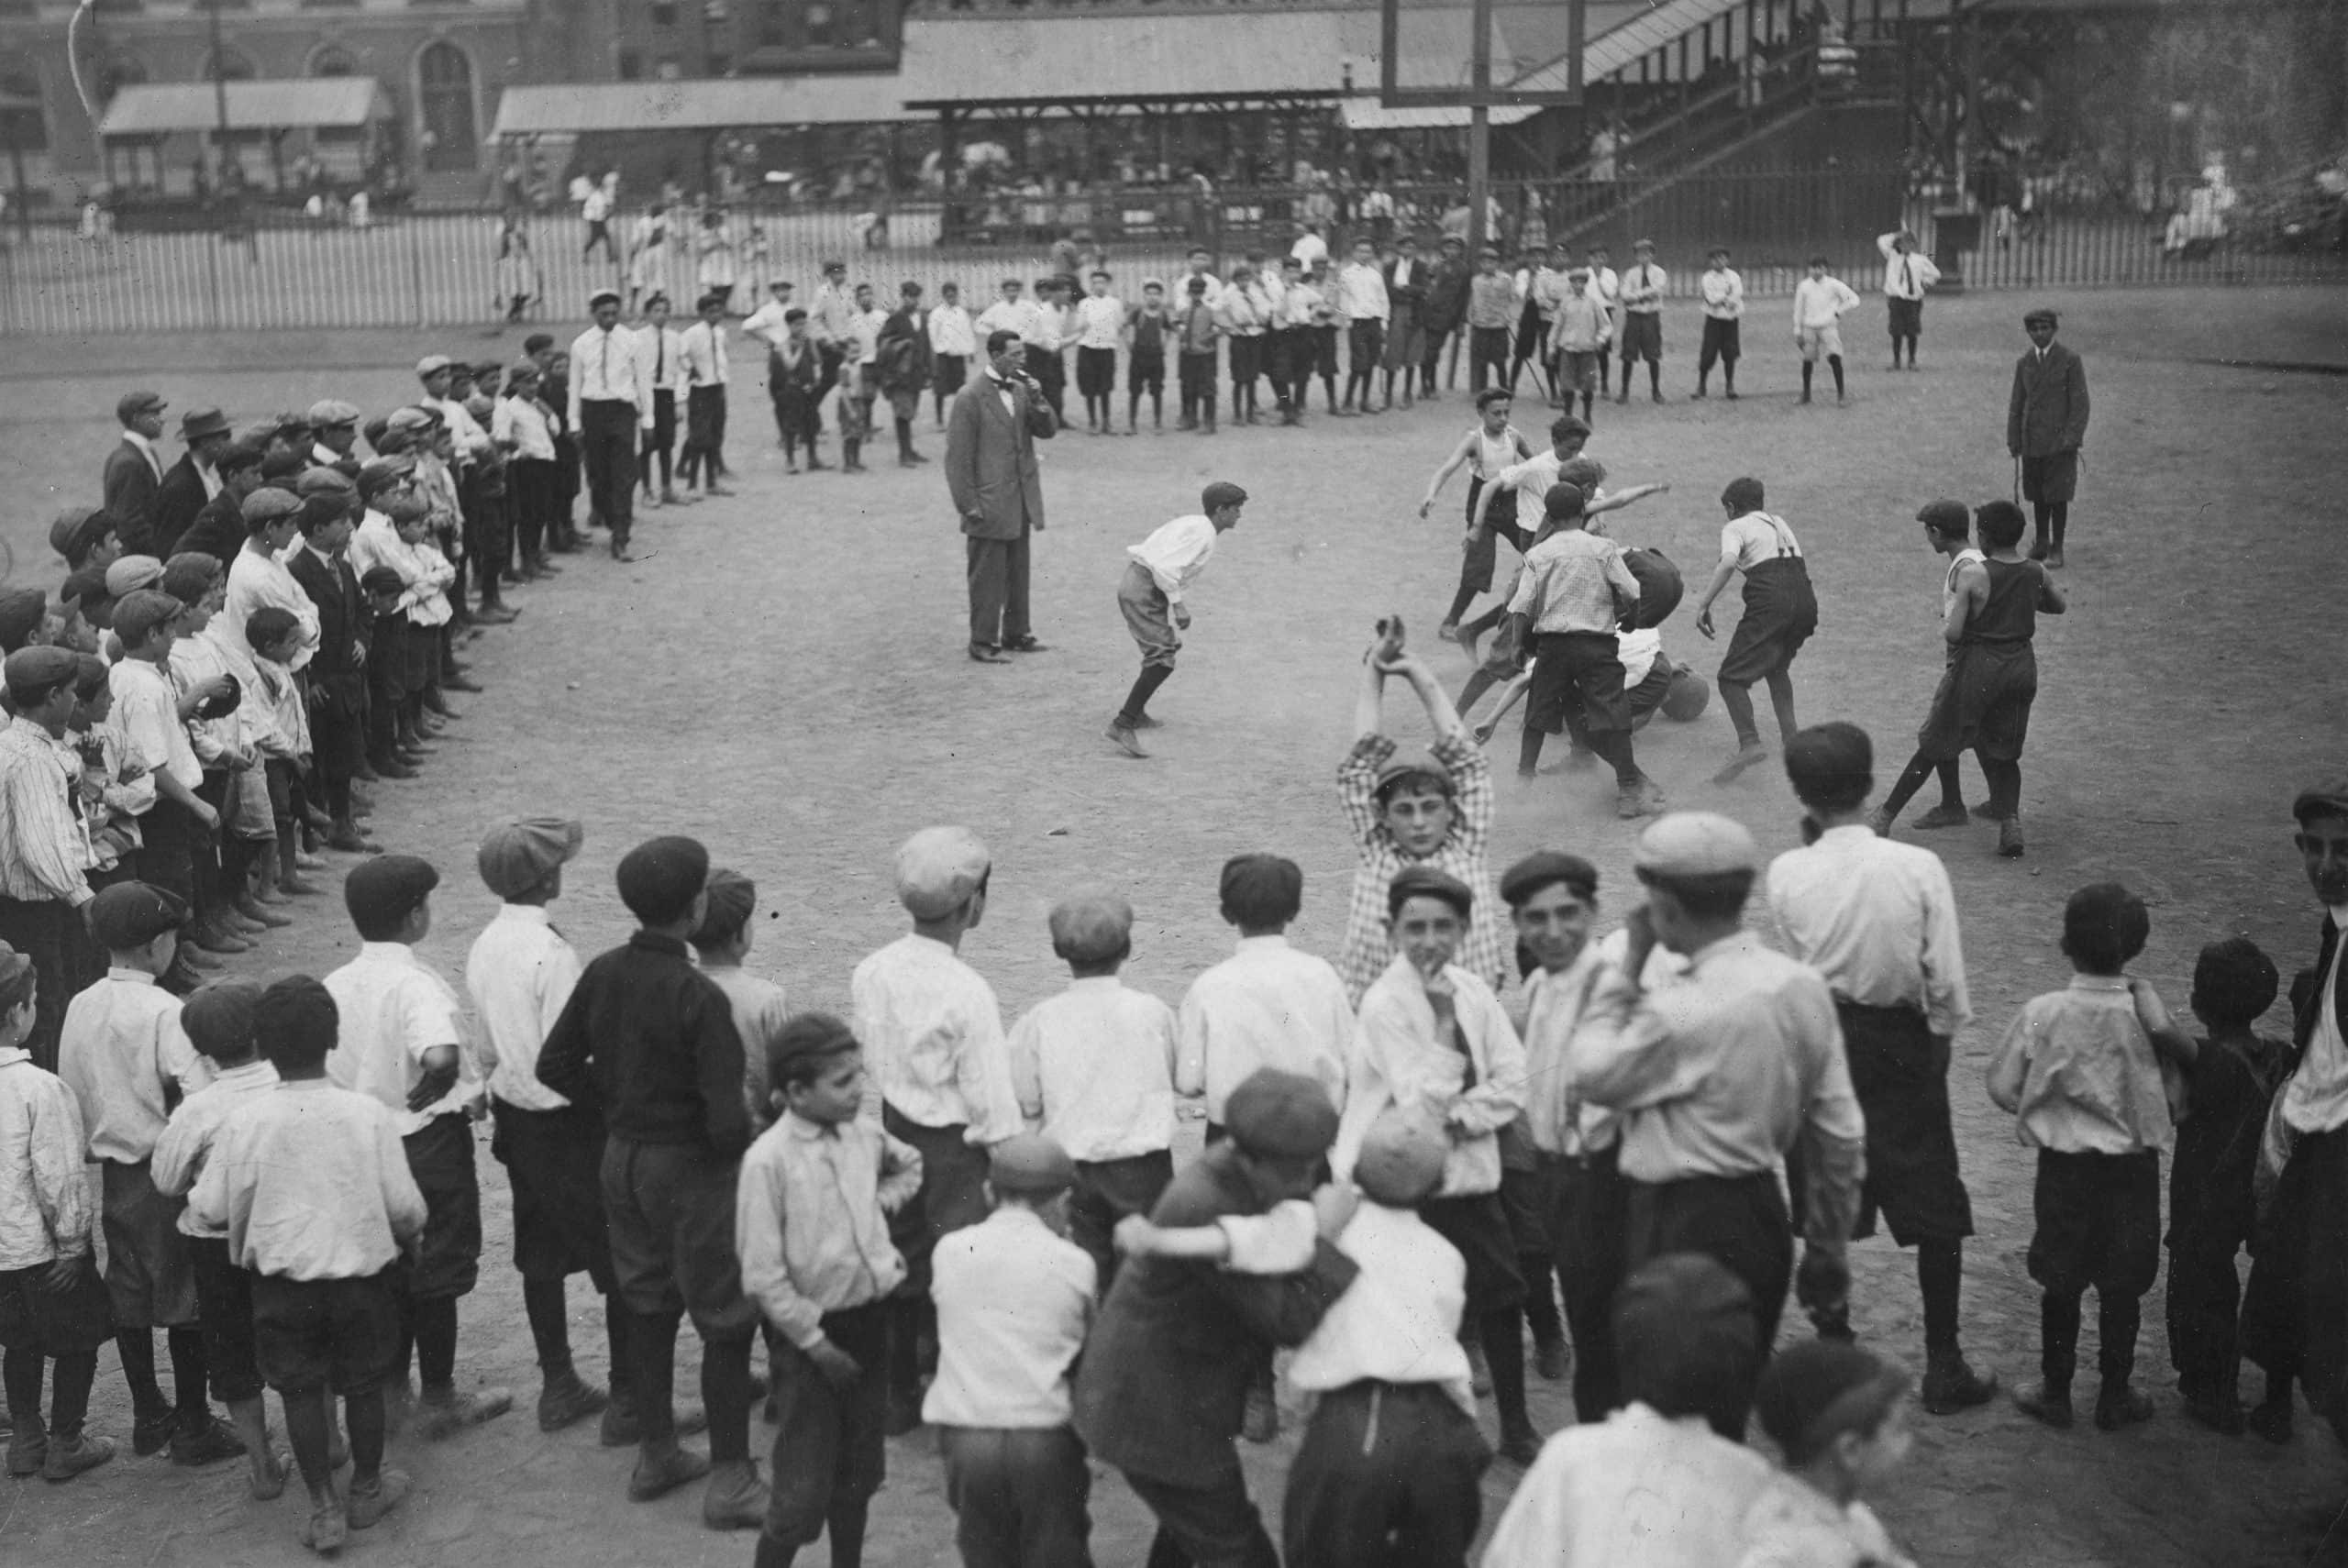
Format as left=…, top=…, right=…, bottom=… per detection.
left=1661, top=667, right=1711, bottom=721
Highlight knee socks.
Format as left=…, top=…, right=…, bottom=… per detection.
left=2049, top=503, right=2068, bottom=547
left=2099, top=1292, right=2142, bottom=1386
left=2042, top=1290, right=2082, bottom=1386
left=411, top=1296, right=459, bottom=1390
left=168, top=1325, right=210, bottom=1423
left=1483, top=1306, right=1530, bottom=1435
left=1829, top=355, right=1845, bottom=396
left=827, top=1495, right=870, bottom=1568
left=1982, top=758, right=2022, bottom=819
left=117, top=1328, right=166, bottom=1418
left=1445, top=583, right=1480, bottom=625
left=523, top=1277, right=572, bottom=1376
left=894, top=417, right=915, bottom=461
left=604, top=1297, right=635, bottom=1408
left=1719, top=679, right=1760, bottom=748
left=1521, top=1257, right=1564, bottom=1349
left=1117, top=665, right=1174, bottom=728
left=628, top=1309, right=683, bottom=1448
left=1590, top=729, right=1642, bottom=789
left=703, top=1334, right=754, bottom=1466
left=1919, top=1240, right=1964, bottom=1353
left=1764, top=670, right=1800, bottom=743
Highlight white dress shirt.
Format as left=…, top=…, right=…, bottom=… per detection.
left=1007, top=977, right=1178, bottom=1163
left=152, top=1058, right=280, bottom=1237
left=58, top=968, right=198, bottom=1165
left=429, top=395, right=493, bottom=463
left=850, top=933, right=1023, bottom=1143
left=122, top=429, right=164, bottom=481
left=108, top=657, right=202, bottom=793
left=742, top=297, right=792, bottom=351
left=493, top=394, right=557, bottom=462
left=924, top=1204, right=1095, bottom=1429
left=1620, top=262, right=1667, bottom=312
left=1791, top=276, right=1863, bottom=331
left=735, top=1111, right=919, bottom=1348
left=2283, top=911, right=2348, bottom=1134
left=1480, top=1401, right=1778, bottom=1568
left=224, top=544, right=320, bottom=670
left=1075, top=294, right=1125, bottom=350
left=1735, top=1472, right=1916, bottom=1568
left=567, top=323, right=656, bottom=431
left=1335, top=954, right=1526, bottom=1197
left=974, top=297, right=1042, bottom=348
left=325, top=941, right=480, bottom=1136
left=1126, top=513, right=1221, bottom=604
left=1283, top=1200, right=1474, bottom=1410
left=0, top=1049, right=98, bottom=1269
left=680, top=319, right=731, bottom=391
left=927, top=304, right=978, bottom=359
left=466, top=904, right=584, bottom=1114
left=1337, top=262, right=1390, bottom=323
left=187, top=1078, right=426, bottom=1280
left=1986, top=977, right=2176, bottom=1154
left=1722, top=510, right=1804, bottom=570
left=1175, top=934, right=1356, bottom=1122
left=638, top=324, right=688, bottom=392
left=1767, top=826, right=1971, bottom=1038
left=1877, top=233, right=1942, bottom=300
left=1700, top=266, right=1746, bottom=319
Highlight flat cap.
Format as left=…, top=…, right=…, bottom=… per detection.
left=179, top=406, right=232, bottom=441
left=772, top=1010, right=859, bottom=1076
left=695, top=868, right=757, bottom=941
left=1047, top=891, right=1131, bottom=964
left=50, top=506, right=103, bottom=558
left=588, top=288, right=622, bottom=310
left=4, top=645, right=78, bottom=697
left=384, top=405, right=440, bottom=435
left=2293, top=778, right=2348, bottom=825
left=297, top=465, right=356, bottom=498
left=111, top=590, right=183, bottom=647
left=506, top=360, right=542, bottom=384
left=1499, top=850, right=1598, bottom=908
left=471, top=360, right=504, bottom=378
left=894, top=826, right=991, bottom=920
left=990, top=1132, right=1077, bottom=1197
left=61, top=568, right=109, bottom=609
left=1387, top=863, right=1474, bottom=920
left=161, top=555, right=222, bottom=603
left=2022, top=306, right=2059, bottom=327
left=307, top=398, right=361, bottom=428
left=477, top=817, right=584, bottom=900
left=0, top=592, right=50, bottom=655
left=219, top=439, right=270, bottom=476
left=357, top=455, right=416, bottom=498
left=180, top=978, right=264, bottom=1057
left=415, top=354, right=455, bottom=377
left=359, top=567, right=407, bottom=599
left=260, top=447, right=306, bottom=481
left=105, top=555, right=166, bottom=597
left=343, top=854, right=439, bottom=929
left=1372, top=756, right=1457, bottom=802
left=241, top=487, right=304, bottom=525
left=72, top=655, right=111, bottom=698
left=116, top=389, right=166, bottom=422
left=1632, top=812, right=1759, bottom=877
left=1352, top=1108, right=1449, bottom=1207
left=84, top=880, right=187, bottom=949
left=257, top=974, right=338, bottom=1059
left=616, top=835, right=710, bottom=924
left=1223, top=1067, right=1339, bottom=1160
left=241, top=420, right=285, bottom=449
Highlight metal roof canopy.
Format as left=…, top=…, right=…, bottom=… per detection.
left=1339, top=96, right=1537, bottom=129
left=899, top=9, right=1509, bottom=111
left=490, top=77, right=919, bottom=138
left=1510, top=0, right=1759, bottom=94
left=97, top=80, right=392, bottom=138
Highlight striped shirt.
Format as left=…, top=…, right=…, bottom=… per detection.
left=0, top=716, right=93, bottom=904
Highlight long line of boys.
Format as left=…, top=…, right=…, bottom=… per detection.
left=6, top=654, right=2332, bottom=1568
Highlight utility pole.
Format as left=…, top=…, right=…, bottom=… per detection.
left=1467, top=0, right=1490, bottom=254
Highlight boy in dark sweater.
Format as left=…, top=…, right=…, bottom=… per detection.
left=2166, top=937, right=2292, bottom=1435
left=537, top=834, right=767, bottom=1531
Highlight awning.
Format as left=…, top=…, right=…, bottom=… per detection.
left=1339, top=97, right=1537, bottom=130
left=490, top=77, right=918, bottom=138
left=1510, top=0, right=1759, bottom=94
left=97, top=80, right=391, bottom=138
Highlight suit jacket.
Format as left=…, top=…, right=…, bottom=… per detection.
left=944, top=372, right=1055, bottom=541
left=1070, top=1142, right=1358, bottom=1485
left=1382, top=255, right=1429, bottom=312
left=102, top=439, right=162, bottom=553
left=176, top=491, right=247, bottom=567
left=288, top=546, right=369, bottom=717
left=2292, top=919, right=2344, bottom=1061
left=150, top=454, right=211, bottom=559
left=1422, top=256, right=1472, bottom=335
left=878, top=306, right=933, bottom=395
left=2006, top=341, right=2089, bottom=458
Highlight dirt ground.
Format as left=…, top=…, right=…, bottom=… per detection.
left=2, top=284, right=2346, bottom=1566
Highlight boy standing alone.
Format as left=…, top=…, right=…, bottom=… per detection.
left=2005, top=308, right=2090, bottom=567
left=1106, top=481, right=1246, bottom=759
left=1791, top=255, right=1861, bottom=404
left=1694, top=247, right=1744, bottom=400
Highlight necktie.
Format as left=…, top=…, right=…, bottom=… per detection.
left=656, top=334, right=664, bottom=383
left=1900, top=256, right=1913, bottom=295
left=600, top=330, right=610, bottom=392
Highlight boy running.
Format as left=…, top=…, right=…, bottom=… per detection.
left=1106, top=482, right=1246, bottom=758
left=1694, top=478, right=1818, bottom=786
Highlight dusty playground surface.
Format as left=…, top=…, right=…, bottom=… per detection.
left=1, top=285, right=2345, bottom=1565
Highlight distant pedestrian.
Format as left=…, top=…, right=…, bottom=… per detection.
left=2004, top=307, right=2090, bottom=567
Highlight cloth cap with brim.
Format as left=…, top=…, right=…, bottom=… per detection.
left=180, top=407, right=233, bottom=442
left=588, top=289, right=623, bottom=310
left=1612, top=1251, right=1757, bottom=1392
left=771, top=1011, right=858, bottom=1080
left=50, top=507, right=105, bottom=558
left=1754, top=1339, right=1911, bottom=1464
left=694, top=868, right=756, bottom=943
left=161, top=555, right=222, bottom=602
left=260, top=448, right=307, bottom=481
left=105, top=556, right=166, bottom=597
left=4, top=644, right=77, bottom=700
left=1372, top=757, right=1456, bottom=804
left=893, top=826, right=990, bottom=920
left=344, top=854, right=440, bottom=930
left=1222, top=1067, right=1339, bottom=1160
left=67, top=510, right=121, bottom=563
left=241, top=421, right=285, bottom=450
left=1353, top=1109, right=1449, bottom=1206
left=116, top=390, right=166, bottom=423
left=61, top=569, right=109, bottom=609
left=111, top=591, right=183, bottom=647
left=257, top=975, right=338, bottom=1059
left=1499, top=850, right=1598, bottom=909
left=506, top=361, right=542, bottom=386
left=1047, top=891, right=1131, bottom=964
left=218, top=440, right=269, bottom=477
left=241, top=488, right=304, bottom=525
left=358, top=456, right=416, bottom=499
left=297, top=466, right=357, bottom=502
left=990, top=1132, right=1077, bottom=1197
left=2022, top=307, right=2059, bottom=327
left=0, top=593, right=51, bottom=655
left=84, top=880, right=188, bottom=949
left=616, top=835, right=711, bottom=924
left=697, top=291, right=730, bottom=313
left=415, top=355, right=455, bottom=378
left=1387, top=863, right=1474, bottom=921
left=385, top=406, right=441, bottom=435
left=478, top=818, right=585, bottom=900
left=1633, top=812, right=1759, bottom=878
left=2293, top=779, right=2348, bottom=825
left=360, top=566, right=407, bottom=598
left=180, top=978, right=265, bottom=1057
left=307, top=399, right=361, bottom=429
left=72, top=655, right=111, bottom=698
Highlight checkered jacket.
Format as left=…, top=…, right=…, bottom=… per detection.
left=1335, top=728, right=1506, bottom=1005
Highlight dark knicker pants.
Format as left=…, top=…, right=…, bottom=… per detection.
left=1126, top=1463, right=1280, bottom=1568
left=1549, top=1144, right=1632, bottom=1423
left=938, top=1424, right=1094, bottom=1568
left=578, top=399, right=639, bottom=547
left=1281, top=1379, right=1489, bottom=1568
left=966, top=527, right=1033, bottom=650
left=1625, top=1171, right=1794, bottom=1356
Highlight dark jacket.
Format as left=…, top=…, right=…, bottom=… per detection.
left=1383, top=255, right=1430, bottom=312
left=1422, top=256, right=1473, bottom=337
left=102, top=438, right=162, bottom=550
left=288, top=545, right=369, bottom=718
left=878, top=306, right=933, bottom=395
left=945, top=371, right=1056, bottom=541
left=150, top=453, right=212, bottom=558
left=176, top=491, right=248, bottom=567
left=536, top=931, right=751, bottom=1160
left=2293, top=919, right=2344, bottom=1060
left=2006, top=340, right=2089, bottom=458
left=1071, top=1142, right=1358, bottom=1485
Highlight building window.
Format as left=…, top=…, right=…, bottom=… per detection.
left=650, top=0, right=676, bottom=23
left=617, top=48, right=643, bottom=78
left=757, top=0, right=784, bottom=46
left=205, top=47, right=260, bottom=80
left=310, top=45, right=360, bottom=75
left=0, top=73, right=48, bottom=152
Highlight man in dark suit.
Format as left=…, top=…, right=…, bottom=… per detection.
left=1419, top=235, right=1472, bottom=400
left=2241, top=779, right=2348, bottom=1446
left=286, top=477, right=379, bottom=855
left=1072, top=1069, right=1357, bottom=1568
left=944, top=329, right=1056, bottom=664
left=151, top=406, right=235, bottom=560
left=102, top=390, right=169, bottom=552
left=1380, top=234, right=1430, bottom=411
left=878, top=282, right=935, bottom=469
left=2004, top=307, right=2090, bottom=568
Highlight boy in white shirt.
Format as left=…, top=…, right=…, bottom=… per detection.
left=636, top=293, right=687, bottom=506
left=1072, top=270, right=1125, bottom=436
left=1790, top=255, right=1863, bottom=405
left=1869, top=500, right=1987, bottom=834
left=1337, top=864, right=1535, bottom=1463
left=1694, top=246, right=1745, bottom=400
left=1007, top=894, right=1178, bottom=1292
left=1177, top=853, right=1356, bottom=1131
left=1106, top=481, right=1246, bottom=759
left=926, top=281, right=977, bottom=426
left=925, top=1134, right=1096, bottom=1568
left=1337, top=239, right=1390, bottom=414
left=493, top=362, right=560, bottom=577
left=1877, top=228, right=1941, bottom=370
